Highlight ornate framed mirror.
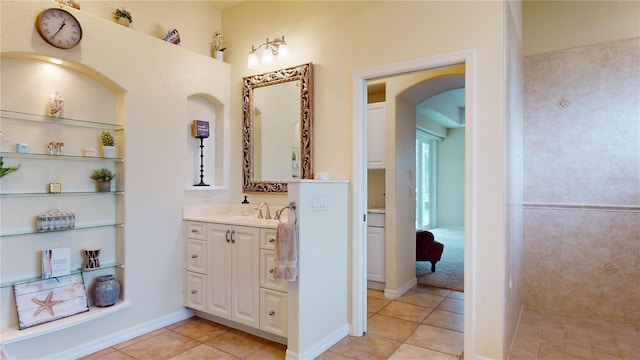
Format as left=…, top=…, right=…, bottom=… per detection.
left=242, top=62, right=313, bottom=193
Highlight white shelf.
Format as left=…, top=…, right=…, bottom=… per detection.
left=0, top=300, right=131, bottom=345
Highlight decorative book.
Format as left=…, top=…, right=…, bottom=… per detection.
left=42, top=248, right=71, bottom=279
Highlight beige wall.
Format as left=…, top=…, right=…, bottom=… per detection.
left=523, top=0, right=640, bottom=55
left=223, top=2, right=511, bottom=358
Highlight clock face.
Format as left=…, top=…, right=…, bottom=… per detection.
left=35, top=8, right=83, bottom=49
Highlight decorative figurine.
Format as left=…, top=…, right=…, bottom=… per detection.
left=48, top=92, right=64, bottom=118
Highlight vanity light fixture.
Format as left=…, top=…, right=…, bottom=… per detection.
left=247, top=36, right=290, bottom=69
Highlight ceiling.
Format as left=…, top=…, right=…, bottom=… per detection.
left=417, top=88, right=465, bottom=128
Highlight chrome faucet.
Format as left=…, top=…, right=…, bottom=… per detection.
left=257, top=202, right=272, bottom=219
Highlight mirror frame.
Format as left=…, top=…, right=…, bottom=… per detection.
left=242, top=62, right=314, bottom=193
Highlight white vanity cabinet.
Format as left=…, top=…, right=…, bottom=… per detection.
left=367, top=211, right=386, bottom=284
left=367, top=102, right=386, bottom=169
left=259, top=228, right=288, bottom=337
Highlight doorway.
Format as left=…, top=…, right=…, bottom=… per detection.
left=351, top=50, right=477, bottom=356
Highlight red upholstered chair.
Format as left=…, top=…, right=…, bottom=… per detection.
left=416, top=230, right=444, bottom=272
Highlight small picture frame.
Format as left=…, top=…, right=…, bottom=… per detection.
left=16, top=143, right=29, bottom=154
left=48, top=183, right=62, bottom=193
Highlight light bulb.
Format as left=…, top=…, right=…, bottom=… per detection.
left=247, top=53, right=259, bottom=69
left=261, top=48, right=274, bottom=64
left=278, top=44, right=290, bottom=60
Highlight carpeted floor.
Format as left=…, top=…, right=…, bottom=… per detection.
left=416, top=227, right=464, bottom=292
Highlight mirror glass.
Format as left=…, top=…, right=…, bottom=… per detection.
left=242, top=62, right=313, bottom=193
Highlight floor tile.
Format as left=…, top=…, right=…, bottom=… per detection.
left=437, top=298, right=464, bottom=314
left=113, top=329, right=168, bottom=350
left=397, top=290, right=445, bottom=308
left=368, top=296, right=392, bottom=313
left=167, top=344, right=238, bottom=360
left=327, top=333, right=401, bottom=359
left=367, top=314, right=420, bottom=342
left=389, top=343, right=459, bottom=360
left=405, top=324, right=464, bottom=356
left=315, top=350, right=356, bottom=360
left=367, top=289, right=387, bottom=299
left=118, top=331, right=199, bottom=360
left=448, top=291, right=464, bottom=300
left=245, top=342, right=287, bottom=359
left=171, top=318, right=230, bottom=342
left=412, top=285, right=452, bottom=297
left=423, top=309, right=464, bottom=332
left=203, top=329, right=268, bottom=358
left=378, top=301, right=433, bottom=323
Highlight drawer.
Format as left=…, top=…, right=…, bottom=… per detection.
left=186, top=239, right=207, bottom=274
left=260, top=249, right=288, bottom=293
left=367, top=212, right=385, bottom=228
left=186, top=222, right=206, bottom=240
left=260, top=288, right=288, bottom=337
left=185, top=272, right=206, bottom=311
left=260, top=228, right=277, bottom=250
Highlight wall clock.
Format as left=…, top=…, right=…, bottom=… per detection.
left=35, top=8, right=83, bottom=49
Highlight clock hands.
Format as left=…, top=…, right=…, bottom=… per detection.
left=50, top=18, right=67, bottom=40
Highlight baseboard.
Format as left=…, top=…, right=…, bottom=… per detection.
left=53, top=308, right=194, bottom=359
left=384, top=277, right=417, bottom=299
left=285, top=324, right=349, bottom=360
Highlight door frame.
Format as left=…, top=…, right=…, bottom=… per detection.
left=351, top=49, right=477, bottom=356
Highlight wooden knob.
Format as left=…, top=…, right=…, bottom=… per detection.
left=191, top=254, right=197, bottom=258
left=269, top=238, right=275, bottom=243
left=191, top=290, right=197, bottom=294
left=269, top=311, right=275, bottom=316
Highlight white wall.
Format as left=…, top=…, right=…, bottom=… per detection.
left=223, top=2, right=511, bottom=358
left=1, top=1, right=229, bottom=358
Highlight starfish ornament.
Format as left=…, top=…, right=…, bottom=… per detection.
left=32, top=291, right=63, bottom=317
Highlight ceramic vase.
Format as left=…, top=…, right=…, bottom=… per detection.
left=117, top=18, right=130, bottom=27
left=83, top=248, right=101, bottom=270
left=215, top=50, right=224, bottom=62
left=92, top=275, right=120, bottom=307
left=97, top=181, right=111, bottom=192
left=102, top=146, right=116, bottom=158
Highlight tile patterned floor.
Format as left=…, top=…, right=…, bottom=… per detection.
left=509, top=307, right=640, bottom=360
left=81, top=285, right=465, bottom=360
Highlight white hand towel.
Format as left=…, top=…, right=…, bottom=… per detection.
left=273, top=222, right=298, bottom=281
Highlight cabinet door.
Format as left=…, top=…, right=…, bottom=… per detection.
left=367, top=102, right=386, bottom=169
left=230, top=225, right=260, bottom=328
left=186, top=239, right=207, bottom=274
left=260, top=249, right=289, bottom=292
left=185, top=272, right=207, bottom=311
left=367, top=226, right=386, bottom=282
left=206, top=224, right=232, bottom=319
left=260, top=288, right=288, bottom=337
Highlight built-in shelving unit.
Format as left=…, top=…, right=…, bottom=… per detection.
left=0, top=107, right=126, bottom=339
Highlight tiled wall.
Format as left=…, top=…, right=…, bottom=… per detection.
left=523, top=37, right=640, bottom=328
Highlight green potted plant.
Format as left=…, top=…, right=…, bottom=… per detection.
left=99, top=131, right=116, bottom=158
left=0, top=157, right=20, bottom=179
left=113, top=8, right=133, bottom=27
left=90, top=168, right=115, bottom=192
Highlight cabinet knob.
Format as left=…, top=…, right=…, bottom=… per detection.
left=269, top=311, right=275, bottom=316
left=191, top=290, right=197, bottom=294
left=269, top=238, right=275, bottom=243
left=269, top=268, right=274, bottom=273
left=191, top=228, right=198, bottom=233
left=191, top=254, right=198, bottom=258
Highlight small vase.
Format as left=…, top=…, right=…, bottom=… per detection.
left=92, top=274, right=121, bottom=307
left=83, top=248, right=101, bottom=270
left=117, top=18, right=131, bottom=27
left=97, top=181, right=111, bottom=192
left=102, top=146, right=116, bottom=158
left=215, top=50, right=224, bottom=61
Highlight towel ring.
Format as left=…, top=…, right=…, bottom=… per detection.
left=278, top=201, right=297, bottom=225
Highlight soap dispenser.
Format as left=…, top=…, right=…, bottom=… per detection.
left=241, top=196, right=251, bottom=216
